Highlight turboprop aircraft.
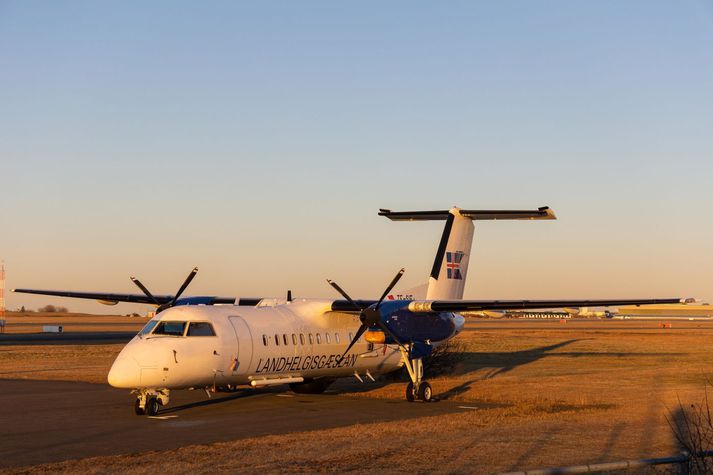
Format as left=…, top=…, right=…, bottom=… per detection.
left=13, top=206, right=687, bottom=415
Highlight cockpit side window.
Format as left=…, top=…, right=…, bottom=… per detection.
left=138, top=319, right=159, bottom=336
left=152, top=321, right=187, bottom=336
left=186, top=322, right=216, bottom=336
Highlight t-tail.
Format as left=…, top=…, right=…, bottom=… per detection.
left=379, top=206, right=557, bottom=300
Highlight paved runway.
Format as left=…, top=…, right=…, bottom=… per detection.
left=0, top=379, right=467, bottom=469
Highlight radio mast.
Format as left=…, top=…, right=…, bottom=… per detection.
left=0, top=262, right=5, bottom=332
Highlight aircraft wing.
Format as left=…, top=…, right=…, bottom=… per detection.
left=406, top=298, right=690, bottom=313
left=12, top=288, right=261, bottom=306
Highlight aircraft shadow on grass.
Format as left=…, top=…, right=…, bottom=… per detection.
left=334, top=339, right=684, bottom=400
left=439, top=339, right=684, bottom=400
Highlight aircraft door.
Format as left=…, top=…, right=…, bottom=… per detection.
left=229, top=316, right=254, bottom=376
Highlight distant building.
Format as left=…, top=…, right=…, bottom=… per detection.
left=615, top=304, right=713, bottom=319
left=504, top=311, right=570, bottom=319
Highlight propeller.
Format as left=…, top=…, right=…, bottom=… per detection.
left=130, top=267, right=199, bottom=313
left=327, top=268, right=408, bottom=362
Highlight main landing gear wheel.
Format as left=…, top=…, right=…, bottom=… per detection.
left=406, top=382, right=416, bottom=402
left=400, top=350, right=434, bottom=402
left=405, top=382, right=433, bottom=402
left=417, top=382, right=433, bottom=402
left=134, top=398, right=145, bottom=416
left=146, top=397, right=160, bottom=416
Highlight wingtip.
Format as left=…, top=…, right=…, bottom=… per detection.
left=540, top=206, right=557, bottom=220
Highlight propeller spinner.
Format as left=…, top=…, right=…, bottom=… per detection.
left=328, top=268, right=408, bottom=362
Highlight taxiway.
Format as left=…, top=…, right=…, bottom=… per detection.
left=0, top=379, right=467, bottom=469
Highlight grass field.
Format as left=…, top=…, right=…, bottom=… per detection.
left=3, top=315, right=713, bottom=473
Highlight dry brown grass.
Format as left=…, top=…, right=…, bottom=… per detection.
left=0, top=344, right=123, bottom=383
left=1, top=403, right=681, bottom=474
left=4, top=317, right=713, bottom=473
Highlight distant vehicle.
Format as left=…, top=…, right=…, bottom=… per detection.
left=14, top=206, right=685, bottom=415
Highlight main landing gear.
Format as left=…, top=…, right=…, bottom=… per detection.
left=134, top=389, right=170, bottom=416
left=400, top=348, right=433, bottom=402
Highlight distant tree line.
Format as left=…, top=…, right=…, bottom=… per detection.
left=15, top=305, right=69, bottom=313
left=39, top=304, right=69, bottom=313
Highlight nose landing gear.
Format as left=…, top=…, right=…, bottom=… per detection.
left=133, top=389, right=170, bottom=416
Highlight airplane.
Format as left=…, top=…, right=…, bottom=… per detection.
left=13, top=206, right=687, bottom=415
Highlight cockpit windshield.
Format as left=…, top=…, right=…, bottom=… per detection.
left=186, top=322, right=216, bottom=336
left=152, top=321, right=187, bottom=336
left=138, top=319, right=159, bottom=337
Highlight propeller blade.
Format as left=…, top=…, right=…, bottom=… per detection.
left=171, top=267, right=198, bottom=306
left=375, top=268, right=405, bottom=310
left=327, top=279, right=361, bottom=311
left=130, top=276, right=160, bottom=306
left=376, top=321, right=408, bottom=352
left=337, top=323, right=368, bottom=363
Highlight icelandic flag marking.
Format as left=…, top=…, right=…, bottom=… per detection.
left=446, top=251, right=464, bottom=280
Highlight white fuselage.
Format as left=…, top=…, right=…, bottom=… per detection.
left=107, top=299, right=404, bottom=390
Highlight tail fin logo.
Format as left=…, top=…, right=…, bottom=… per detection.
left=446, top=251, right=464, bottom=280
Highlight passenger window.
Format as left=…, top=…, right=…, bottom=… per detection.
left=308, top=334, right=314, bottom=344
left=274, top=334, right=280, bottom=346
left=300, top=334, right=305, bottom=345
left=186, top=322, right=216, bottom=336
left=292, top=334, right=297, bottom=345
left=263, top=335, right=268, bottom=346
left=316, top=333, right=321, bottom=344
left=152, top=321, right=186, bottom=336
left=325, top=333, right=331, bottom=344
left=283, top=334, right=288, bottom=346
left=335, top=333, right=340, bottom=344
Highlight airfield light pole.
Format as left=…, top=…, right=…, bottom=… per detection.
left=0, top=261, right=5, bottom=333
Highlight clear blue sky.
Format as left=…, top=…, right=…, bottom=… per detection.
left=2, top=1, right=712, bottom=313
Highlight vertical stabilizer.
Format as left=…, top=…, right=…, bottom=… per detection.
left=426, top=208, right=474, bottom=300
left=379, top=206, right=556, bottom=301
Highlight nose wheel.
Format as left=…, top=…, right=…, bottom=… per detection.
left=133, top=389, right=170, bottom=416
left=145, top=397, right=160, bottom=416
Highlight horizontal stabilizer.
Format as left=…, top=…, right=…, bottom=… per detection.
left=378, top=206, right=556, bottom=221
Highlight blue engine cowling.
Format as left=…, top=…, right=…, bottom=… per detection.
left=375, top=300, right=464, bottom=349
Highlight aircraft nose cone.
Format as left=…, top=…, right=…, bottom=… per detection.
left=107, top=356, right=140, bottom=388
